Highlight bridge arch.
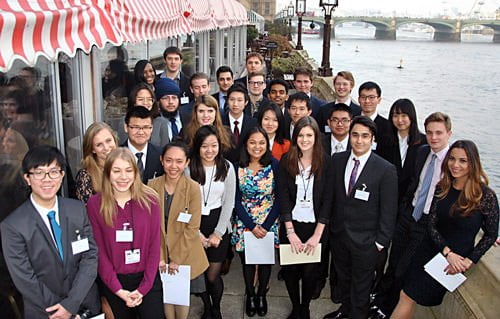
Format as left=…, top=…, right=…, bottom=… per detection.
left=395, top=22, right=434, bottom=40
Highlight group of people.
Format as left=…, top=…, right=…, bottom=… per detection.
left=0, top=47, right=499, bottom=319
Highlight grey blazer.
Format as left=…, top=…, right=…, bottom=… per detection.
left=1, top=197, right=99, bottom=318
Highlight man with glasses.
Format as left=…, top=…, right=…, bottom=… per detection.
left=123, top=106, right=163, bottom=183
left=155, top=78, right=190, bottom=140
left=247, top=71, right=271, bottom=118
left=323, top=104, right=353, bottom=156
left=1, top=145, right=100, bottom=318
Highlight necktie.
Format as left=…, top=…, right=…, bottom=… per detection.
left=348, top=158, right=360, bottom=195
left=412, top=154, right=437, bottom=221
left=334, top=143, right=343, bottom=154
left=234, top=120, right=240, bottom=145
left=47, top=210, right=63, bottom=260
left=136, top=152, right=144, bottom=177
left=169, top=117, right=179, bottom=137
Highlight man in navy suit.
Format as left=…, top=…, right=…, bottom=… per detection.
left=1, top=145, right=100, bottom=318
left=267, top=79, right=291, bottom=129
left=324, top=116, right=398, bottom=319
left=285, top=92, right=313, bottom=140
left=293, top=67, right=325, bottom=120
left=212, top=66, right=234, bottom=113
left=159, top=46, right=192, bottom=104
left=123, top=107, right=163, bottom=184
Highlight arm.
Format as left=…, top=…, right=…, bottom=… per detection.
left=213, top=162, right=236, bottom=237
left=317, top=159, right=333, bottom=225
left=428, top=194, right=449, bottom=252
left=75, top=169, right=93, bottom=204
left=234, top=166, right=257, bottom=230
left=375, top=164, right=398, bottom=247
left=468, top=189, right=499, bottom=263
left=262, top=160, right=281, bottom=230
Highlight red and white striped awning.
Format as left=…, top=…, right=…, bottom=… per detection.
left=181, top=0, right=217, bottom=33
left=233, top=1, right=249, bottom=26
left=0, top=0, right=121, bottom=72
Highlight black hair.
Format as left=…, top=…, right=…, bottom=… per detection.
left=238, top=126, right=272, bottom=168
left=125, top=106, right=153, bottom=125
left=358, top=81, right=381, bottom=97
left=127, top=83, right=159, bottom=117
left=327, top=103, right=353, bottom=119
left=227, top=83, right=249, bottom=102
left=163, top=46, right=183, bottom=60
left=22, top=145, right=67, bottom=174
left=216, top=66, right=233, bottom=79
left=133, top=59, right=156, bottom=85
left=388, top=98, right=423, bottom=146
left=161, top=137, right=190, bottom=159
left=257, top=103, right=286, bottom=145
left=269, top=79, right=290, bottom=93
left=286, top=92, right=311, bottom=110
left=349, top=115, right=377, bottom=139
left=189, top=125, right=229, bottom=185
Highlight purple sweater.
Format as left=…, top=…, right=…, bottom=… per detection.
left=87, top=193, right=160, bottom=295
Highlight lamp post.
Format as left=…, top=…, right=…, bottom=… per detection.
left=295, top=0, right=306, bottom=50
left=318, top=0, right=338, bottom=77
left=287, top=2, right=295, bottom=41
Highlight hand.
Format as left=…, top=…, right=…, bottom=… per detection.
left=129, top=290, right=143, bottom=307
left=168, top=262, right=179, bottom=275
left=304, top=234, right=321, bottom=255
left=199, top=233, right=209, bottom=248
left=252, top=225, right=267, bottom=239
left=444, top=252, right=468, bottom=274
left=207, top=234, right=222, bottom=248
left=116, top=289, right=134, bottom=307
left=495, top=237, right=500, bottom=247
left=159, top=260, right=167, bottom=273
left=46, top=303, right=72, bottom=319
left=287, top=233, right=304, bottom=254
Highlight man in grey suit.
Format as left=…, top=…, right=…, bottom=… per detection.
left=324, top=116, right=398, bottom=319
left=1, top=145, right=99, bottom=318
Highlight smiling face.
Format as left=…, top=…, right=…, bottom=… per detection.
left=125, top=116, right=153, bottom=150
left=159, top=95, right=179, bottom=113
left=327, top=110, right=351, bottom=140
left=261, top=110, right=279, bottom=136
left=165, top=53, right=182, bottom=74
left=293, top=74, right=313, bottom=94
left=162, top=146, right=189, bottom=181
left=358, top=88, right=381, bottom=116
left=143, top=63, right=155, bottom=85
left=217, top=71, right=233, bottom=93
left=246, top=132, right=267, bottom=162
left=447, top=147, right=469, bottom=184
left=334, top=75, right=353, bottom=99
left=392, top=112, right=411, bottom=135
left=268, top=84, right=288, bottom=108
left=200, top=134, right=219, bottom=165
left=297, top=126, right=315, bottom=154
left=93, top=128, right=117, bottom=166
left=196, top=103, right=216, bottom=126
left=425, top=121, right=451, bottom=153
left=24, top=161, right=65, bottom=207
left=109, top=158, right=134, bottom=195
left=248, top=75, right=266, bottom=96
left=350, top=123, right=374, bottom=157
left=135, top=89, right=154, bottom=110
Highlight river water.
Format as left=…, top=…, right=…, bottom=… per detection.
left=301, top=25, right=500, bottom=191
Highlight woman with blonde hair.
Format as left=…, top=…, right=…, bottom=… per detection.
left=183, top=95, right=232, bottom=152
left=87, top=147, right=163, bottom=318
left=76, top=122, right=118, bottom=203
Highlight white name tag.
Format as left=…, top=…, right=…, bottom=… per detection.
left=354, top=189, right=370, bottom=201
left=180, top=96, right=189, bottom=104
left=284, top=74, right=294, bottom=81
left=201, top=206, right=211, bottom=216
left=90, top=314, right=105, bottom=319
left=71, top=238, right=89, bottom=255
left=299, top=200, right=313, bottom=209
left=116, top=230, right=133, bottom=242
left=125, top=249, right=141, bottom=264
left=177, top=212, right=192, bottom=223
left=324, top=125, right=331, bottom=133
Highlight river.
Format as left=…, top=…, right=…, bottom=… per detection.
left=300, top=25, right=500, bottom=191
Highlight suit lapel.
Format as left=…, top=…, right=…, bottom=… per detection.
left=58, top=199, right=71, bottom=269
left=31, top=201, right=64, bottom=265
left=167, top=176, right=188, bottom=232
left=350, top=153, right=375, bottom=196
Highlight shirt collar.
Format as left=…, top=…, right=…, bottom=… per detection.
left=128, top=141, right=148, bottom=155
left=362, top=112, right=378, bottom=121
left=398, top=133, right=408, bottom=144
left=229, top=112, right=244, bottom=124
left=31, top=194, right=58, bottom=219
left=433, top=145, right=450, bottom=161
left=349, top=149, right=371, bottom=164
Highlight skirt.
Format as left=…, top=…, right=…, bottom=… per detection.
left=200, top=207, right=230, bottom=262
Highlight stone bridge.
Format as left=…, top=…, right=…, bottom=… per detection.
left=286, top=16, right=500, bottom=42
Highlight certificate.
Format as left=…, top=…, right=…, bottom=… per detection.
left=161, top=265, right=191, bottom=306
left=424, top=253, right=466, bottom=292
left=243, top=231, right=275, bottom=264
left=279, top=244, right=321, bottom=265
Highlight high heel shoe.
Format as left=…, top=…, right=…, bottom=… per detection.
left=255, top=295, right=268, bottom=317
left=245, top=295, right=257, bottom=317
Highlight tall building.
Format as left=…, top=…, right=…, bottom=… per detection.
left=250, top=0, right=277, bottom=21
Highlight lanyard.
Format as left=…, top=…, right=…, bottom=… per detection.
left=202, top=165, right=216, bottom=207
left=298, top=161, right=312, bottom=201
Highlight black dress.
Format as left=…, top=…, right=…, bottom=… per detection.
left=403, top=186, right=499, bottom=306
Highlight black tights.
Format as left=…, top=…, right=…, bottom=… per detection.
left=200, top=262, right=224, bottom=311
left=238, top=252, right=272, bottom=296
left=282, top=263, right=320, bottom=310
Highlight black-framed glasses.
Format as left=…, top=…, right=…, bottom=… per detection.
left=127, top=125, right=153, bottom=132
left=28, top=169, right=63, bottom=180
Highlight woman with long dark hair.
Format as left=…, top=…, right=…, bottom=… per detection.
left=257, top=103, right=290, bottom=160
left=134, top=59, right=156, bottom=89
left=392, top=140, right=499, bottom=318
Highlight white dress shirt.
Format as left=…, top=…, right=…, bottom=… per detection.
left=292, top=166, right=315, bottom=223
left=127, top=142, right=149, bottom=168
left=398, top=133, right=409, bottom=166
left=344, top=150, right=371, bottom=194
left=31, top=195, right=59, bottom=245
left=228, top=113, right=244, bottom=133
left=331, top=135, right=349, bottom=155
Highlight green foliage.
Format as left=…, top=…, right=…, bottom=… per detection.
left=266, top=20, right=290, bottom=36
left=271, top=52, right=305, bottom=75
left=247, top=26, right=259, bottom=46
left=267, top=34, right=293, bottom=53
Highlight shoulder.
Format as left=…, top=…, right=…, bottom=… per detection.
left=76, top=168, right=90, bottom=178
left=480, top=185, right=499, bottom=208
left=148, top=175, right=164, bottom=189
left=1, top=200, right=32, bottom=226
left=370, top=152, right=396, bottom=171
left=148, top=143, right=161, bottom=154
left=60, top=196, right=85, bottom=209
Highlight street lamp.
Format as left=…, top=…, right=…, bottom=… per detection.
left=318, top=0, right=338, bottom=77
left=295, top=0, right=306, bottom=50
left=287, top=2, right=295, bottom=41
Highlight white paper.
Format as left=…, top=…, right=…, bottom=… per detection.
left=89, top=314, right=105, bottom=319
left=161, top=265, right=191, bottom=306
left=243, top=231, right=275, bottom=264
left=424, top=253, right=467, bottom=292
left=279, top=244, right=321, bottom=265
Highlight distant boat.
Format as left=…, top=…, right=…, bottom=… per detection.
left=336, top=40, right=342, bottom=46
left=397, top=58, right=404, bottom=69
left=355, top=46, right=360, bottom=52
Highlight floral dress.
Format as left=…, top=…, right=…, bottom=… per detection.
left=232, top=164, right=279, bottom=252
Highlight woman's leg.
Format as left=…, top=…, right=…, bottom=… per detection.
left=164, top=304, right=175, bottom=319
left=391, top=290, right=417, bottom=319
left=239, top=252, right=257, bottom=316
left=175, top=305, right=190, bottom=319
left=256, top=264, right=272, bottom=316
left=205, top=262, right=224, bottom=318
left=282, top=265, right=301, bottom=317
left=300, top=263, right=320, bottom=319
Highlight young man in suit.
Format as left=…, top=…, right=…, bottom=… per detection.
left=235, top=52, right=265, bottom=88
left=268, top=79, right=292, bottom=132
left=182, top=72, right=211, bottom=115
left=1, top=145, right=100, bottom=318
left=370, top=112, right=452, bottom=319
left=123, top=107, right=164, bottom=184
left=322, top=103, right=353, bottom=157
left=212, top=66, right=234, bottom=113
left=324, top=116, right=398, bottom=319
left=156, top=77, right=190, bottom=139
left=318, top=71, right=361, bottom=133
left=159, top=46, right=191, bottom=104
left=286, top=92, right=312, bottom=139
left=293, top=67, right=325, bottom=120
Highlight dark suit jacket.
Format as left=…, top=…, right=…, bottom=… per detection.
left=222, top=113, right=258, bottom=163
left=373, top=114, right=393, bottom=161
left=212, top=92, right=227, bottom=114
left=322, top=134, right=351, bottom=157
left=123, top=141, right=164, bottom=183
left=309, top=95, right=326, bottom=120
left=329, top=152, right=398, bottom=248
left=1, top=197, right=99, bottom=317
left=316, top=100, right=361, bottom=134
left=400, top=144, right=431, bottom=208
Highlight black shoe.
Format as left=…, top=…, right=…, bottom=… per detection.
left=300, top=304, right=311, bottom=319
left=245, top=295, right=256, bottom=317
left=368, top=307, right=387, bottom=319
left=211, top=307, right=222, bottom=319
left=312, top=278, right=326, bottom=300
left=323, top=309, right=349, bottom=319
left=277, top=269, right=284, bottom=281
left=201, top=308, right=213, bottom=319
left=255, top=295, right=268, bottom=316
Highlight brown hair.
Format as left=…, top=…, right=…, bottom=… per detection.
left=424, top=112, right=451, bottom=132
left=333, top=71, right=355, bottom=87
left=246, top=52, right=264, bottom=64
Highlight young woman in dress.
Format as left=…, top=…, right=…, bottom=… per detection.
left=87, top=148, right=163, bottom=318
left=76, top=122, right=118, bottom=203
left=189, top=125, right=236, bottom=319
left=148, top=140, right=209, bottom=319
left=257, top=103, right=290, bottom=160
left=232, top=126, right=280, bottom=317
left=278, top=116, right=332, bottom=319
left=392, top=140, right=499, bottom=319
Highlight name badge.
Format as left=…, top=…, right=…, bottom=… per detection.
left=324, top=125, right=331, bottom=133
left=299, top=200, right=313, bottom=209
left=71, top=238, right=89, bottom=255
left=125, top=249, right=141, bottom=264
left=354, top=189, right=370, bottom=201
left=116, top=230, right=133, bottom=242
left=90, top=314, right=105, bottom=319
left=180, top=96, right=189, bottom=104
left=201, top=205, right=211, bottom=216
left=177, top=211, right=192, bottom=223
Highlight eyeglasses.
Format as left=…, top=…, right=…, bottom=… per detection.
left=248, top=81, right=264, bottom=86
left=359, top=95, right=379, bottom=101
left=330, top=117, right=351, bottom=125
left=127, top=125, right=153, bottom=132
left=28, top=169, right=63, bottom=180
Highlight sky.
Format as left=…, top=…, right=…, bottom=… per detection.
left=275, top=0, right=500, bottom=18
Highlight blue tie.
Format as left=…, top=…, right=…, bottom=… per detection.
left=412, top=154, right=437, bottom=221
left=47, top=210, right=64, bottom=260
left=169, top=117, right=179, bottom=137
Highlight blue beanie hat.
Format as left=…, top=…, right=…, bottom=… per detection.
left=155, top=78, right=180, bottom=100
